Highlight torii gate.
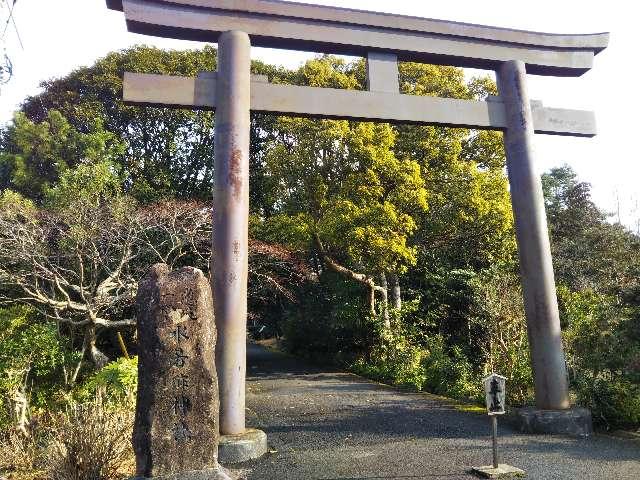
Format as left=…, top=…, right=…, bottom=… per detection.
left=107, top=0, right=608, bottom=460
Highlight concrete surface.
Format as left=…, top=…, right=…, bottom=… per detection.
left=122, top=72, right=597, bottom=137
left=471, top=464, right=526, bottom=478
left=513, top=407, right=593, bottom=437
left=230, top=344, right=640, bottom=480
left=219, top=429, right=268, bottom=465
left=106, top=0, right=608, bottom=75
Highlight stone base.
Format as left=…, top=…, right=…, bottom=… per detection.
left=218, top=428, right=268, bottom=464
left=471, top=464, right=526, bottom=478
left=131, top=464, right=234, bottom=480
left=512, top=407, right=593, bottom=437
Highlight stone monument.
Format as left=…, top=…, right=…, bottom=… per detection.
left=134, top=264, right=232, bottom=480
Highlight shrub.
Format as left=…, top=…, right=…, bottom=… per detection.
left=77, top=357, right=138, bottom=404
left=45, top=398, right=134, bottom=480
left=559, top=286, right=640, bottom=428
left=471, top=270, right=534, bottom=406
left=0, top=425, right=46, bottom=477
left=574, top=377, right=640, bottom=429
left=352, top=325, right=427, bottom=390
left=282, top=273, right=376, bottom=364
left=421, top=335, right=479, bottom=400
left=0, top=306, right=76, bottom=430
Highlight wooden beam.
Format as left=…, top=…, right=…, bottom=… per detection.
left=123, top=72, right=596, bottom=137
left=111, top=0, right=608, bottom=77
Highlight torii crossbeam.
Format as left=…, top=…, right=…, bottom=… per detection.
left=107, top=0, right=609, bottom=459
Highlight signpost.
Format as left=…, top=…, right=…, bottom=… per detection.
left=472, top=374, right=524, bottom=478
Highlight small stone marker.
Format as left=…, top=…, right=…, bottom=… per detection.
left=133, top=264, right=233, bottom=480
left=472, top=374, right=525, bottom=479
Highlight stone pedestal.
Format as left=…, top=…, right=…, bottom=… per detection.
left=512, top=407, right=593, bottom=437
left=134, top=265, right=233, bottom=479
left=471, top=464, right=526, bottom=479
left=218, top=429, right=268, bottom=465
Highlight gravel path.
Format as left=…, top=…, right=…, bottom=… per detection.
left=230, top=344, right=640, bottom=480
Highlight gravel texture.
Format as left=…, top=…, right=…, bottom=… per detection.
left=230, top=344, right=640, bottom=480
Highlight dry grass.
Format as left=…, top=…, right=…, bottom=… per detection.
left=0, top=425, right=46, bottom=479
left=43, top=399, right=134, bottom=480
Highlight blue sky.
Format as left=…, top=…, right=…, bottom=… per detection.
left=1, top=0, right=637, bottom=231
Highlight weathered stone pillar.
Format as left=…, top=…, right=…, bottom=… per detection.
left=212, top=30, right=267, bottom=462
left=497, top=60, right=570, bottom=411
left=134, top=264, right=232, bottom=479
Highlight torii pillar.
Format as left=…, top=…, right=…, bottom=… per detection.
left=498, top=60, right=592, bottom=435
left=212, top=30, right=268, bottom=463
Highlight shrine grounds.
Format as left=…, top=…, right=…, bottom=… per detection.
left=229, top=344, right=640, bottom=480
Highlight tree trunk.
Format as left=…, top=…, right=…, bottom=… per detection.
left=313, top=233, right=386, bottom=319
left=367, top=284, right=376, bottom=316
left=85, top=325, right=109, bottom=368
left=389, top=273, right=402, bottom=310
left=379, top=273, right=390, bottom=328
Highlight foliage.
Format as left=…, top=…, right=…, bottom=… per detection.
left=420, top=335, right=478, bottom=399
left=352, top=326, right=427, bottom=390
left=1, top=43, right=639, bottom=438
left=573, top=377, right=640, bottom=429
left=282, top=271, right=375, bottom=363
left=0, top=424, right=47, bottom=478
left=471, top=271, right=533, bottom=405
left=543, top=165, right=640, bottom=293
left=14, top=46, right=289, bottom=204
left=0, top=306, right=75, bottom=430
left=0, top=111, right=123, bottom=203
left=77, top=357, right=138, bottom=404
left=559, top=286, right=640, bottom=428
left=352, top=313, right=479, bottom=399
left=262, top=63, right=429, bottom=274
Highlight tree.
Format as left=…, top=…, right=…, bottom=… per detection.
left=543, top=165, right=640, bottom=293
left=542, top=165, right=640, bottom=427
left=0, top=111, right=123, bottom=203
left=255, top=57, right=428, bottom=320
left=1, top=168, right=308, bottom=372
left=15, top=45, right=290, bottom=204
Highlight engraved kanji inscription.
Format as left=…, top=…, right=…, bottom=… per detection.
left=173, top=421, right=193, bottom=443
left=172, top=324, right=189, bottom=343
left=173, top=374, right=189, bottom=391
left=173, top=348, right=189, bottom=368
left=172, top=395, right=192, bottom=415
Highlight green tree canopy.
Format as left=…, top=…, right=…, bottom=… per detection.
left=0, top=111, right=123, bottom=202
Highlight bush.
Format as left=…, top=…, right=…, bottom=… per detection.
left=0, top=306, right=76, bottom=430
left=351, top=306, right=480, bottom=399
left=45, top=398, right=134, bottom=480
left=352, top=325, right=426, bottom=390
left=574, top=377, right=640, bottom=429
left=559, top=286, right=640, bottom=428
left=77, top=357, right=138, bottom=404
left=471, top=270, right=534, bottom=406
left=420, top=335, right=479, bottom=400
left=282, top=272, right=376, bottom=364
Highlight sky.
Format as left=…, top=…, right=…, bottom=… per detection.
left=0, top=0, right=638, bottom=231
